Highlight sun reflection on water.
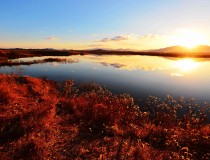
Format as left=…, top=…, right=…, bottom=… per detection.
left=173, top=59, right=200, bottom=72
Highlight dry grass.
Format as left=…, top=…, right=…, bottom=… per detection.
left=0, top=58, right=79, bottom=67
left=0, top=74, right=209, bottom=159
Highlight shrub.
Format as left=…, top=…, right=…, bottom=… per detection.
left=0, top=74, right=209, bottom=159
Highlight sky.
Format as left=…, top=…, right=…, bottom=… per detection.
left=1, top=0, right=210, bottom=50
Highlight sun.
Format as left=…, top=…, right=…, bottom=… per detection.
left=172, top=29, right=207, bottom=49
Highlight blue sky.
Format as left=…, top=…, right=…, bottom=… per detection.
left=1, top=0, right=210, bottom=49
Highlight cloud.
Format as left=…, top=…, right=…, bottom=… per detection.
left=97, top=35, right=129, bottom=42
left=92, top=33, right=170, bottom=50
left=111, top=36, right=128, bottom=41
left=98, top=38, right=110, bottom=42
left=45, top=37, right=58, bottom=41
left=97, top=33, right=159, bottom=43
left=140, top=34, right=162, bottom=39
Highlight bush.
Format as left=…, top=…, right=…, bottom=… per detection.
left=0, top=74, right=209, bottom=159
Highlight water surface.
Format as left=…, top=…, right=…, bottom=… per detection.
left=1, top=55, right=210, bottom=102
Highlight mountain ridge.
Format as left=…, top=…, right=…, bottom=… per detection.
left=149, top=45, right=210, bottom=53
left=86, top=45, right=210, bottom=53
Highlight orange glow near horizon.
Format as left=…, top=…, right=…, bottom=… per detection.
left=0, top=28, right=209, bottom=50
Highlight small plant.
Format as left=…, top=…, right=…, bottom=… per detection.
left=0, top=74, right=209, bottom=159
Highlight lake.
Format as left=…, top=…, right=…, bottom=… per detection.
left=1, top=55, right=210, bottom=102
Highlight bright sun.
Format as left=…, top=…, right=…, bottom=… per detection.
left=172, top=29, right=207, bottom=49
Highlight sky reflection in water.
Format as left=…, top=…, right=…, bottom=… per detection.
left=1, top=55, right=210, bottom=102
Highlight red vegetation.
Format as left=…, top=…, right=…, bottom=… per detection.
left=0, top=74, right=209, bottom=159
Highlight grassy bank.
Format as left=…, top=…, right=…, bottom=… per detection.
left=0, top=58, right=78, bottom=67
left=0, top=74, right=209, bottom=159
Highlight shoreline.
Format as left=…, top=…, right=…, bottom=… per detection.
left=1, top=48, right=210, bottom=61
left=1, top=49, right=210, bottom=68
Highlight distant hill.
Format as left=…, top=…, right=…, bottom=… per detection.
left=86, top=45, right=210, bottom=54
left=150, top=45, right=210, bottom=53
left=1, top=45, right=210, bottom=59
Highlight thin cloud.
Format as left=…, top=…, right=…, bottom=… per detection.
left=97, top=34, right=140, bottom=43
left=98, top=38, right=110, bottom=42
left=140, top=34, right=162, bottom=39
left=92, top=34, right=98, bottom=37
left=97, top=35, right=129, bottom=42
left=93, top=33, right=169, bottom=50
left=111, top=36, right=128, bottom=41
left=98, top=34, right=164, bottom=42
left=45, top=37, right=58, bottom=41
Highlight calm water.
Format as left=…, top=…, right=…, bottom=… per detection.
left=1, top=55, right=210, bottom=102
